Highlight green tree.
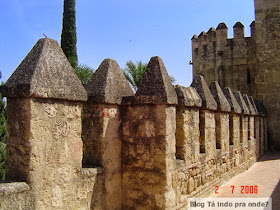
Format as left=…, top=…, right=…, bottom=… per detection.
left=74, top=64, right=94, bottom=85
left=61, top=0, right=77, bottom=68
left=123, top=61, right=147, bottom=92
left=0, top=142, right=6, bottom=180
left=0, top=72, right=7, bottom=180
left=123, top=60, right=176, bottom=92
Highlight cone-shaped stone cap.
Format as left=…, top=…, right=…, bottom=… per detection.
left=190, top=75, right=217, bottom=110
left=174, top=85, right=202, bottom=107
left=85, top=58, right=134, bottom=104
left=217, top=22, right=228, bottom=30
left=135, top=56, right=177, bottom=104
left=233, top=91, right=250, bottom=115
left=233, top=22, right=245, bottom=29
left=3, top=38, right=87, bottom=101
left=249, top=96, right=258, bottom=114
left=209, top=81, right=231, bottom=112
left=254, top=100, right=267, bottom=117
left=243, top=94, right=256, bottom=115
left=191, top=34, right=198, bottom=40
left=223, top=87, right=242, bottom=114
left=198, top=31, right=207, bottom=37
left=207, top=27, right=216, bottom=34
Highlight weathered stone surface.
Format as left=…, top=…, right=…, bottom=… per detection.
left=0, top=182, right=29, bottom=196
left=254, top=0, right=280, bottom=150
left=82, top=103, right=122, bottom=209
left=254, top=100, right=267, bottom=117
left=3, top=38, right=87, bottom=101
left=198, top=31, right=207, bottom=38
left=215, top=112, right=230, bottom=153
left=4, top=96, right=104, bottom=209
left=121, top=105, right=176, bottom=209
left=217, top=22, right=228, bottom=29
left=0, top=182, right=34, bottom=210
left=85, top=58, right=134, bottom=104
left=233, top=91, right=250, bottom=115
left=192, top=0, right=278, bottom=150
left=233, top=22, right=244, bottom=29
left=176, top=107, right=200, bottom=165
left=174, top=85, right=202, bottom=107
left=248, top=96, right=258, bottom=114
left=243, top=94, right=256, bottom=115
left=190, top=75, right=217, bottom=110
left=191, top=34, right=198, bottom=40
left=223, top=87, right=242, bottom=114
left=135, top=56, right=178, bottom=104
left=199, top=110, right=216, bottom=158
left=209, top=81, right=231, bottom=112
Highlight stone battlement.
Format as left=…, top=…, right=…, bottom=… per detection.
left=192, top=0, right=280, bottom=151
left=192, top=21, right=257, bottom=97
left=192, top=22, right=256, bottom=70
left=0, top=38, right=267, bottom=209
left=192, top=21, right=255, bottom=42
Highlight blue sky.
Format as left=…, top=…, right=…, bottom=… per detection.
left=0, top=0, right=255, bottom=86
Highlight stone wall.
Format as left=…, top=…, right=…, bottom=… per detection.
left=0, top=38, right=267, bottom=209
left=191, top=22, right=256, bottom=95
left=191, top=0, right=280, bottom=151
left=254, top=0, right=280, bottom=150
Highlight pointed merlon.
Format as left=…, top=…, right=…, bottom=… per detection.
left=3, top=38, right=87, bottom=101
left=209, top=81, right=231, bottom=112
left=216, top=22, right=228, bottom=30
left=190, top=75, right=217, bottom=110
left=85, top=58, right=134, bottom=104
left=223, top=87, right=242, bottom=114
left=233, top=22, right=245, bottom=29
left=207, top=27, right=216, bottom=34
left=254, top=100, right=267, bottom=117
left=191, top=34, right=198, bottom=40
left=135, top=56, right=178, bottom=104
left=174, top=85, right=202, bottom=107
left=198, top=31, right=207, bottom=37
left=249, top=96, right=258, bottom=114
left=233, top=91, right=250, bottom=115
left=243, top=94, right=256, bottom=115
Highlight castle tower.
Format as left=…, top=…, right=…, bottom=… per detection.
left=254, top=0, right=280, bottom=150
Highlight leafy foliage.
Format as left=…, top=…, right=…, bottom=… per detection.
left=0, top=72, right=7, bottom=180
left=123, top=60, right=176, bottom=92
left=123, top=61, right=147, bottom=92
left=0, top=142, right=6, bottom=180
left=74, top=64, right=94, bottom=85
left=61, top=0, right=78, bottom=68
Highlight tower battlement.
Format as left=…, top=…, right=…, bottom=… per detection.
left=192, top=21, right=255, bottom=62
left=191, top=21, right=257, bottom=95
left=192, top=0, right=280, bottom=150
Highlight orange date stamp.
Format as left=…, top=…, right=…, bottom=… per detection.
left=215, top=185, right=259, bottom=194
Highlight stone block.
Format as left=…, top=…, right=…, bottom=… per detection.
left=223, top=87, right=242, bottom=114
left=174, top=85, right=202, bottom=107
left=209, top=81, right=231, bottom=112
left=191, top=75, right=217, bottom=110
left=3, top=38, right=87, bottom=101
left=85, top=58, right=134, bottom=104
left=135, top=56, right=178, bottom=104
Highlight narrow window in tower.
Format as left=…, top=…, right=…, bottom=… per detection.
left=247, top=69, right=251, bottom=84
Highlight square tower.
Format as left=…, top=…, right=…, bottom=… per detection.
left=254, top=0, right=280, bottom=150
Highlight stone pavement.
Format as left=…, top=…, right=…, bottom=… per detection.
left=209, top=152, right=280, bottom=209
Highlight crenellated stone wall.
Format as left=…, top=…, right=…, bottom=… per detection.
left=191, top=21, right=256, bottom=95
left=0, top=38, right=267, bottom=209
left=192, top=0, right=280, bottom=151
